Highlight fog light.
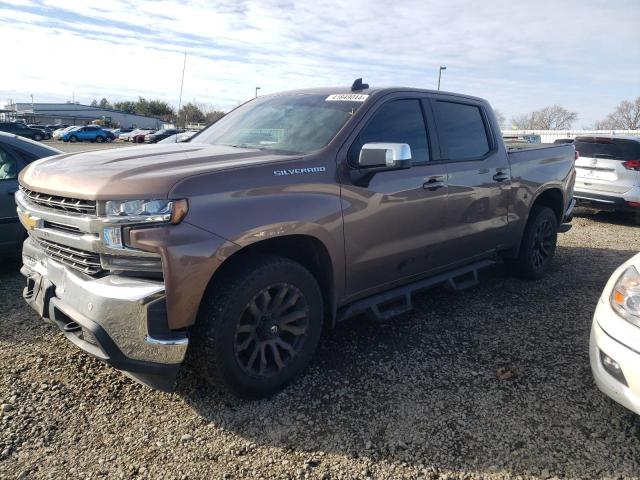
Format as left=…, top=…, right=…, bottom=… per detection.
left=600, top=350, right=628, bottom=386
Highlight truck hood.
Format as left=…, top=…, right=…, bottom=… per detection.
left=19, top=142, right=299, bottom=200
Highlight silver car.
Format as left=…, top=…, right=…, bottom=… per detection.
left=573, top=135, right=640, bottom=213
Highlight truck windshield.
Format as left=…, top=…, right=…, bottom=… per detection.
left=193, top=94, right=365, bottom=154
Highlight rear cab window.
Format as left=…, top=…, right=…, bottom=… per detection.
left=433, top=101, right=491, bottom=161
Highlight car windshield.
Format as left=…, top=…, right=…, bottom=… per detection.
left=193, top=93, right=366, bottom=154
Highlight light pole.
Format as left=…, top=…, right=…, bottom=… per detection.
left=255, top=86, right=261, bottom=98
left=437, top=66, right=447, bottom=91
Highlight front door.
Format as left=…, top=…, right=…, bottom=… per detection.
left=0, top=146, right=22, bottom=253
left=340, top=97, right=449, bottom=298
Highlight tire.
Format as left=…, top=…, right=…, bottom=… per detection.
left=69, top=135, right=78, bottom=143
left=95, top=136, right=104, bottom=143
left=33, top=133, right=43, bottom=141
left=190, top=255, right=324, bottom=399
left=509, top=206, right=558, bottom=279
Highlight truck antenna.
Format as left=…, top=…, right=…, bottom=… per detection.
left=351, top=78, right=369, bottom=91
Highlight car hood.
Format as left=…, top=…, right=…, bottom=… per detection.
left=19, top=142, right=299, bottom=200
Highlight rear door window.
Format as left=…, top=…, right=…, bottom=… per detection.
left=574, top=138, right=640, bottom=160
left=433, top=101, right=491, bottom=161
left=350, top=99, right=430, bottom=166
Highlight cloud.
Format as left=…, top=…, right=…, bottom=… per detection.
left=0, top=0, right=637, bottom=124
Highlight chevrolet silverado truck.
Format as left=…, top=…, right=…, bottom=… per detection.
left=16, top=81, right=576, bottom=398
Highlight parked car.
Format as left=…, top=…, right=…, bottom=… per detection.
left=28, top=125, right=53, bottom=140
left=131, top=129, right=155, bottom=143
left=503, top=134, right=542, bottom=144
left=111, top=128, right=134, bottom=138
left=144, top=129, right=183, bottom=144
left=61, top=125, right=111, bottom=143
left=53, top=126, right=78, bottom=140
left=590, top=252, right=640, bottom=415
left=16, top=83, right=576, bottom=397
left=0, top=122, right=47, bottom=141
left=0, top=132, right=61, bottom=256
left=158, top=130, right=199, bottom=144
left=573, top=135, right=640, bottom=214
left=553, top=138, right=575, bottom=144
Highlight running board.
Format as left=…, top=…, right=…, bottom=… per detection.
left=337, top=259, right=495, bottom=323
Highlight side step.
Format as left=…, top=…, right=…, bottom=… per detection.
left=337, top=259, right=495, bottom=323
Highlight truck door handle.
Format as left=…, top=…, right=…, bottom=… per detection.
left=423, top=175, right=446, bottom=191
left=493, top=172, right=509, bottom=182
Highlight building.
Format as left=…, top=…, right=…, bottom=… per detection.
left=9, top=102, right=164, bottom=129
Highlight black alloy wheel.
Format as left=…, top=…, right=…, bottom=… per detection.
left=234, top=283, right=309, bottom=379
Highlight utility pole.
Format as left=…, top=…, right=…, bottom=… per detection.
left=437, top=66, right=447, bottom=91
left=255, top=86, right=261, bottom=98
left=177, top=52, right=187, bottom=130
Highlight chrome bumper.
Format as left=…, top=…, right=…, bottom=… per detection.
left=21, top=236, right=188, bottom=391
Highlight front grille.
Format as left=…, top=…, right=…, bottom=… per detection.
left=37, top=239, right=103, bottom=276
left=43, top=221, right=83, bottom=234
left=20, top=186, right=97, bottom=215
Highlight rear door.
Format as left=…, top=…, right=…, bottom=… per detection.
left=574, top=137, right=640, bottom=195
left=428, top=97, right=511, bottom=264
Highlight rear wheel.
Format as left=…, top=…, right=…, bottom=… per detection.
left=190, top=255, right=323, bottom=399
left=509, top=206, right=558, bottom=279
left=33, top=133, right=43, bottom=141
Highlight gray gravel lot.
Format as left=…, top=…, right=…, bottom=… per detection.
left=1, top=211, right=640, bottom=480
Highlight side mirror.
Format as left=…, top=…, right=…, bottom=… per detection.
left=359, top=143, right=412, bottom=170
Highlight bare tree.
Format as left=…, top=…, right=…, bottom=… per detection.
left=594, top=97, right=640, bottom=130
left=511, top=105, right=577, bottom=130
left=493, top=109, right=506, bottom=128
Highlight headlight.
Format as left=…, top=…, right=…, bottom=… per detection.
left=610, top=265, right=640, bottom=326
left=104, top=199, right=188, bottom=224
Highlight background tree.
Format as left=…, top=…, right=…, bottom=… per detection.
left=493, top=109, right=506, bottom=128
left=594, top=97, right=640, bottom=130
left=98, top=97, right=112, bottom=109
left=177, top=102, right=206, bottom=126
left=90, top=99, right=98, bottom=107
left=511, top=105, right=577, bottom=129
left=112, top=100, right=137, bottom=114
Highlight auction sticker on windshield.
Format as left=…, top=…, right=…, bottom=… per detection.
left=325, top=94, right=369, bottom=102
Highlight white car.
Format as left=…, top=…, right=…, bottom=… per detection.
left=573, top=135, right=640, bottom=214
left=590, top=252, right=640, bottom=415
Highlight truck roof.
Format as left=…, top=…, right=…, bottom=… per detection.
left=266, top=86, right=488, bottom=104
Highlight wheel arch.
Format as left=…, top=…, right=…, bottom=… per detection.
left=531, top=186, right=564, bottom=224
left=205, top=234, right=337, bottom=327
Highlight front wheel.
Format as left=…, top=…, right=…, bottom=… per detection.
left=509, top=206, right=558, bottom=279
left=190, top=255, right=323, bottom=399
left=33, top=133, right=43, bottom=141
left=95, top=135, right=104, bottom=143
left=68, top=135, right=78, bottom=143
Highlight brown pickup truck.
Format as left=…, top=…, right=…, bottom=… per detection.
left=16, top=81, right=576, bottom=398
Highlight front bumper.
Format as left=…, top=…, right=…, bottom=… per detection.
left=590, top=299, right=640, bottom=415
left=21, top=237, right=188, bottom=391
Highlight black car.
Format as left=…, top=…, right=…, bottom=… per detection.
left=28, top=125, right=53, bottom=140
left=144, top=128, right=183, bottom=143
left=0, top=122, right=49, bottom=141
left=0, top=132, right=61, bottom=256
left=553, top=138, right=575, bottom=144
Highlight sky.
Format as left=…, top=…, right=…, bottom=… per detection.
left=0, top=0, right=638, bottom=127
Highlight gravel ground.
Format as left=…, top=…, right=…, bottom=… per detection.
left=1, top=211, right=639, bottom=480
